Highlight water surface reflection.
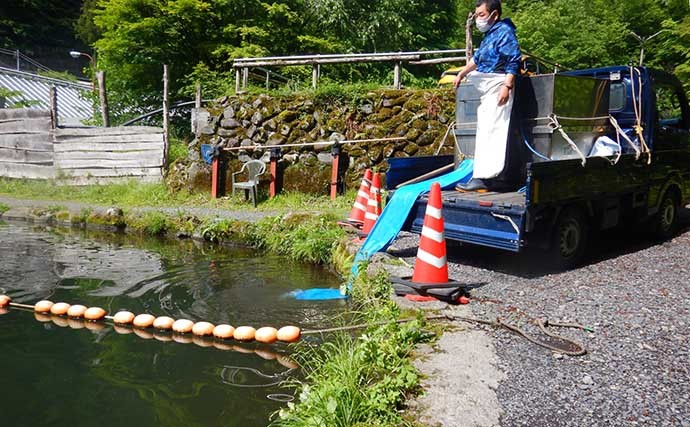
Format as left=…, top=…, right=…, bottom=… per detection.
left=0, top=220, right=346, bottom=427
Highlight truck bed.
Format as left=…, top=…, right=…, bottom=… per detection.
left=407, top=189, right=527, bottom=251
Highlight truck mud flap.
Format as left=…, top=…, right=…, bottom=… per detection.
left=408, top=201, right=524, bottom=252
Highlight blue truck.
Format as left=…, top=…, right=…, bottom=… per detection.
left=386, top=66, right=690, bottom=268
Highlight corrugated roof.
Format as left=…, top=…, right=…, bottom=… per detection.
left=0, top=67, right=93, bottom=125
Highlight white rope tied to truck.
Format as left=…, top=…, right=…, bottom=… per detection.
left=630, top=66, right=652, bottom=164
left=548, top=114, right=588, bottom=166
left=435, top=120, right=458, bottom=156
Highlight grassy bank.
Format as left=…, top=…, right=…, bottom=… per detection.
left=0, top=178, right=355, bottom=217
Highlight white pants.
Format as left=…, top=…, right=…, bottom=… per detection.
left=468, top=72, right=514, bottom=179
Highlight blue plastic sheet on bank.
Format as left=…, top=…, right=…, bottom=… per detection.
left=291, top=159, right=474, bottom=301
left=290, top=288, right=348, bottom=300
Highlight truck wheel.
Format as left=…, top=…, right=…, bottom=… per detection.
left=652, top=190, right=679, bottom=239
left=551, top=207, right=588, bottom=269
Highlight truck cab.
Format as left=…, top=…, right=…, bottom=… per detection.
left=388, top=66, right=690, bottom=268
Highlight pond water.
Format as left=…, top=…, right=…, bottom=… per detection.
left=0, top=220, right=347, bottom=427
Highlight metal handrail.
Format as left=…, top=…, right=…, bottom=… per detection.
left=233, top=48, right=468, bottom=92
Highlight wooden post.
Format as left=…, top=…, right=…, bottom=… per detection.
left=393, top=61, right=401, bottom=89
left=330, top=143, right=341, bottom=201
left=163, top=64, right=169, bottom=164
left=265, top=70, right=270, bottom=90
left=235, top=68, right=241, bottom=93
left=465, top=12, right=474, bottom=63
left=242, top=67, right=248, bottom=89
left=195, top=83, right=202, bottom=108
left=312, top=63, right=319, bottom=89
left=49, top=86, right=58, bottom=129
left=96, top=71, right=109, bottom=127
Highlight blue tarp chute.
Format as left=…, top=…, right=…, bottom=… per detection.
left=291, top=159, right=474, bottom=301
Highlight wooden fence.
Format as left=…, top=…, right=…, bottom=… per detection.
left=0, top=108, right=165, bottom=185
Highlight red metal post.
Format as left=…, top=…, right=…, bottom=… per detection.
left=269, top=147, right=281, bottom=198
left=330, top=144, right=341, bottom=201
left=211, top=157, right=220, bottom=198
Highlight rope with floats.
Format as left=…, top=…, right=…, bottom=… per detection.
left=0, top=296, right=301, bottom=344
left=1, top=295, right=588, bottom=356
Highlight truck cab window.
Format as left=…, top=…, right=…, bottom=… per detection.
left=655, top=85, right=683, bottom=128
left=609, top=82, right=626, bottom=111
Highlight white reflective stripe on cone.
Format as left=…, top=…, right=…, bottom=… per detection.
left=416, top=249, right=447, bottom=269
left=353, top=202, right=366, bottom=211
left=425, top=206, right=442, bottom=220
left=365, top=212, right=379, bottom=220
left=421, top=226, right=444, bottom=243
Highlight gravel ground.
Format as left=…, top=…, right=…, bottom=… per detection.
left=390, top=208, right=690, bottom=427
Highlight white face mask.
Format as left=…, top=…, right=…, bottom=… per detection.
left=475, top=12, right=495, bottom=33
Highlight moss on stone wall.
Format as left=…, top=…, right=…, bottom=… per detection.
left=179, top=88, right=456, bottom=195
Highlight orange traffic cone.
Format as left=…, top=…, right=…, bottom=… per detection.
left=359, top=172, right=382, bottom=237
left=339, top=169, right=371, bottom=229
left=411, top=181, right=448, bottom=283
left=391, top=182, right=467, bottom=304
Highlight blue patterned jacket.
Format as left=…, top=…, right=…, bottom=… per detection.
left=473, top=18, right=521, bottom=76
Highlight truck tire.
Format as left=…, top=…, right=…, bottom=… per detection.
left=652, top=189, right=680, bottom=239
left=550, top=207, right=589, bottom=269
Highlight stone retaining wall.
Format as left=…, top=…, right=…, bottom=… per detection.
left=172, top=89, right=457, bottom=194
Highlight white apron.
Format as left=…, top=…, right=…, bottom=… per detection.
left=468, top=72, right=514, bottom=179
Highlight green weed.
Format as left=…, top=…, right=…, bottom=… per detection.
left=273, top=275, right=427, bottom=426
left=0, top=203, right=9, bottom=214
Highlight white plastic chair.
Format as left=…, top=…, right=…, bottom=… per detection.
left=232, top=160, right=266, bottom=207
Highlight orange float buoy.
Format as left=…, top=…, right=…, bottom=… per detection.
left=51, top=315, right=69, bottom=328
left=34, top=312, right=52, bottom=322
left=84, top=307, right=106, bottom=321
left=153, top=316, right=175, bottom=330
left=232, top=344, right=255, bottom=354
left=50, top=302, right=71, bottom=316
left=113, top=311, right=135, bottom=325
left=0, top=308, right=8, bottom=315
left=213, top=341, right=233, bottom=351
left=233, top=326, right=256, bottom=341
left=255, top=327, right=278, bottom=344
left=276, top=355, right=299, bottom=369
left=67, top=304, right=88, bottom=318
left=34, top=300, right=54, bottom=313
left=213, top=324, right=235, bottom=339
left=172, top=334, right=193, bottom=344
left=192, top=335, right=214, bottom=347
left=0, top=295, right=11, bottom=307
left=277, top=326, right=301, bottom=343
left=133, top=328, right=154, bottom=339
left=254, top=349, right=277, bottom=360
left=192, top=321, right=215, bottom=336
left=172, top=319, right=194, bottom=333
left=84, top=321, right=105, bottom=331
left=133, top=313, right=155, bottom=328
left=68, top=318, right=85, bottom=329
left=113, top=325, right=133, bottom=335
left=153, top=332, right=173, bottom=342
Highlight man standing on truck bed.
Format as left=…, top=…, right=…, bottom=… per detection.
left=453, top=0, right=521, bottom=192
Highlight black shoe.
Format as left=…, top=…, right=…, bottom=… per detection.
left=455, top=178, right=488, bottom=192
